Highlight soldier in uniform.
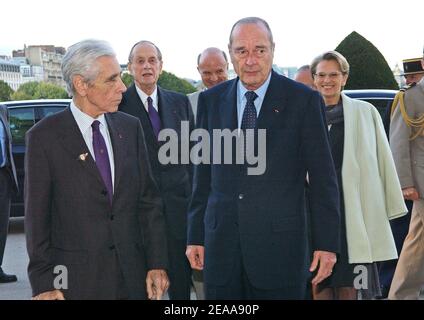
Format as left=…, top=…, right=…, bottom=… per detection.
left=402, top=57, right=424, bottom=86
left=378, top=57, right=424, bottom=298
left=389, top=51, right=424, bottom=299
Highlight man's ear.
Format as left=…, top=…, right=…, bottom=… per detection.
left=73, top=75, right=88, bottom=96
left=159, top=60, right=163, bottom=75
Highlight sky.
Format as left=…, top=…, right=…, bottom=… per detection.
left=1, top=0, right=423, bottom=80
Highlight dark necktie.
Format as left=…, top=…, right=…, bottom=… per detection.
left=241, top=91, right=258, bottom=129
left=241, top=91, right=258, bottom=163
left=147, top=96, right=161, bottom=139
left=91, top=120, right=113, bottom=204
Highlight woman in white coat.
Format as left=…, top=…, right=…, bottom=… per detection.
left=310, top=51, right=407, bottom=300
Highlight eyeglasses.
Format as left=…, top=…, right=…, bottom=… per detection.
left=232, top=47, right=270, bottom=59
left=314, top=72, right=344, bottom=80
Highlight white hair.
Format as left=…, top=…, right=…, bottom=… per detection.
left=61, top=39, right=116, bottom=96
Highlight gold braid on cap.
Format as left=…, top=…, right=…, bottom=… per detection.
left=391, top=84, right=424, bottom=140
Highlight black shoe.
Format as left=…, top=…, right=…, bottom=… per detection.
left=0, top=268, right=17, bottom=283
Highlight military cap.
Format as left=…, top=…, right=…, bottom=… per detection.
left=402, top=58, right=424, bottom=75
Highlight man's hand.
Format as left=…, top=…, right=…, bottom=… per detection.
left=146, top=269, right=169, bottom=300
left=402, top=187, right=419, bottom=201
left=186, top=245, right=204, bottom=270
left=32, top=290, right=64, bottom=300
left=309, top=250, right=337, bottom=285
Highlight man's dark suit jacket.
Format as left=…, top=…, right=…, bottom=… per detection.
left=25, top=108, right=168, bottom=299
left=0, top=104, right=18, bottom=192
left=187, top=71, right=340, bottom=293
left=119, top=85, right=194, bottom=241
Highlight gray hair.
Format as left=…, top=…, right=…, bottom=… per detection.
left=297, top=65, right=311, bottom=73
left=229, top=17, right=274, bottom=47
left=310, top=50, right=350, bottom=76
left=128, top=40, right=163, bottom=63
left=62, top=39, right=116, bottom=96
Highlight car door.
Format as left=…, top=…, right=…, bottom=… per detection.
left=8, top=107, right=36, bottom=216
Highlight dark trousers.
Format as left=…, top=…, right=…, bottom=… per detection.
left=0, top=168, right=12, bottom=266
left=167, top=232, right=192, bottom=300
left=205, top=241, right=306, bottom=300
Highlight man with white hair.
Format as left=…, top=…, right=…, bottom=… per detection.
left=25, top=39, right=169, bottom=300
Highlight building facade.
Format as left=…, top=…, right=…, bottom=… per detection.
left=0, top=58, right=23, bottom=91
left=25, top=45, right=65, bottom=87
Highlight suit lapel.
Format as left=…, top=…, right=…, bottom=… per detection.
left=127, top=84, right=159, bottom=150
left=257, top=71, right=287, bottom=129
left=158, top=87, right=179, bottom=133
left=105, top=113, right=125, bottom=197
left=59, top=108, right=104, bottom=187
left=220, top=79, right=238, bottom=131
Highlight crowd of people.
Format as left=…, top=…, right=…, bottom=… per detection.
left=1, top=16, right=424, bottom=300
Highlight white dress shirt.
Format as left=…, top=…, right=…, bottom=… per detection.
left=135, top=85, right=159, bottom=112
left=70, top=101, right=115, bottom=190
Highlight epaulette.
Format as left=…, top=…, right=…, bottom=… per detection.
left=391, top=81, right=424, bottom=140
left=391, top=83, right=417, bottom=116
left=400, top=82, right=417, bottom=92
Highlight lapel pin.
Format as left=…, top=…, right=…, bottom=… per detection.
left=273, top=108, right=280, bottom=113
left=119, top=134, right=123, bottom=139
left=78, top=153, right=89, bottom=161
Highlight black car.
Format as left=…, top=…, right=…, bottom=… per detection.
left=3, top=99, right=70, bottom=216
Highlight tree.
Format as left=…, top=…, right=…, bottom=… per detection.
left=158, top=71, right=196, bottom=94
left=335, top=31, right=398, bottom=90
left=122, top=73, right=134, bottom=88
left=11, top=81, right=40, bottom=100
left=122, top=70, right=196, bottom=95
left=0, top=80, right=13, bottom=102
left=33, top=82, right=68, bottom=99
left=11, top=81, right=69, bottom=100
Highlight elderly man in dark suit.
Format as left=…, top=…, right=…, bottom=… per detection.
left=25, top=39, right=169, bottom=300
left=185, top=17, right=340, bottom=299
left=119, top=41, right=194, bottom=300
left=0, top=103, right=18, bottom=283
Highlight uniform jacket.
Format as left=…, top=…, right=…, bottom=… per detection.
left=390, top=79, right=424, bottom=197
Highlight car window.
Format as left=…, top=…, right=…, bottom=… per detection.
left=38, top=106, right=66, bottom=120
left=8, top=108, right=35, bottom=145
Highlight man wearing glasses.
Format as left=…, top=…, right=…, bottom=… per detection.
left=186, top=17, right=340, bottom=299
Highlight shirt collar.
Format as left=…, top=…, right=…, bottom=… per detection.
left=135, top=84, right=158, bottom=107
left=70, top=100, right=107, bottom=133
left=238, top=72, right=272, bottom=102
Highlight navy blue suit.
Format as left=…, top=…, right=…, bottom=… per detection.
left=187, top=71, right=340, bottom=299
